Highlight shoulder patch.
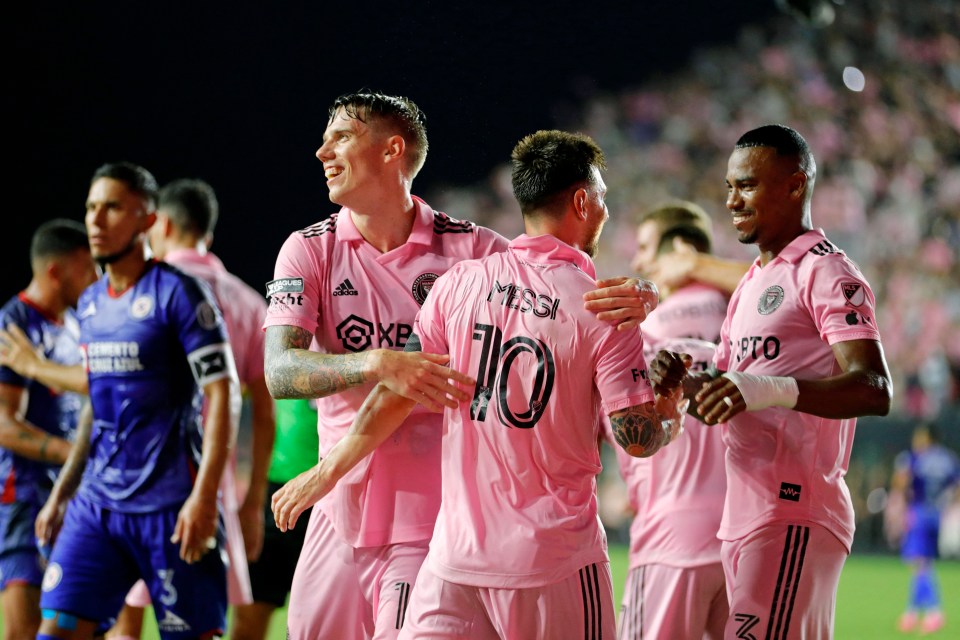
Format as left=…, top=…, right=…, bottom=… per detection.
left=841, top=282, right=866, bottom=307
left=433, top=211, right=474, bottom=235
left=299, top=213, right=338, bottom=238
left=266, top=277, right=305, bottom=297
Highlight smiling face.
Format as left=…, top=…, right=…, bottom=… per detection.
left=315, top=107, right=393, bottom=209
left=725, top=146, right=807, bottom=258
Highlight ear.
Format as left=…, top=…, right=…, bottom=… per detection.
left=574, top=187, right=589, bottom=221
left=45, top=258, right=63, bottom=287
left=384, top=134, right=406, bottom=164
left=788, top=171, right=807, bottom=200
left=141, top=211, right=158, bottom=233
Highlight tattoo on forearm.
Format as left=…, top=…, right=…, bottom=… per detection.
left=611, top=406, right=667, bottom=458
left=265, top=325, right=368, bottom=399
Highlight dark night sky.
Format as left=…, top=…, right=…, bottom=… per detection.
left=6, top=1, right=779, bottom=301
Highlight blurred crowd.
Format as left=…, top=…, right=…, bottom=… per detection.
left=427, top=0, right=960, bottom=420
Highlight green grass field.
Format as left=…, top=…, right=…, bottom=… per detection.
left=7, top=548, right=957, bottom=638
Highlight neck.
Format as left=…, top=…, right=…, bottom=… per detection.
left=349, top=192, right=417, bottom=253
left=104, top=246, right=149, bottom=294
left=23, top=280, right=65, bottom=318
left=524, top=217, right=580, bottom=253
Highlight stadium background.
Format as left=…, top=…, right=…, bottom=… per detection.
left=4, top=0, right=958, bottom=636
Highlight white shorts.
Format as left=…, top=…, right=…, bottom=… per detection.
left=721, top=522, right=847, bottom=640
left=400, top=560, right=616, bottom=640
left=618, top=562, right=727, bottom=640
left=286, top=506, right=428, bottom=640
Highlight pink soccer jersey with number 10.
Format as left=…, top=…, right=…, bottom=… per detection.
left=714, top=229, right=882, bottom=552
left=262, top=197, right=508, bottom=548
left=412, top=234, right=655, bottom=589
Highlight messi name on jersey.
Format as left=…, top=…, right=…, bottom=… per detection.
left=487, top=280, right=560, bottom=320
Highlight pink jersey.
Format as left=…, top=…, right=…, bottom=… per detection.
left=641, top=283, right=728, bottom=344
left=611, top=335, right=725, bottom=570
left=263, top=197, right=507, bottom=547
left=713, top=229, right=882, bottom=551
left=412, top=234, right=654, bottom=588
left=164, top=249, right=266, bottom=387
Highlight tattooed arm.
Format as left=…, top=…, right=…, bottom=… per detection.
left=609, top=384, right=687, bottom=458
left=264, top=325, right=474, bottom=409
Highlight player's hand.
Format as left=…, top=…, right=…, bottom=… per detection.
left=238, top=495, right=265, bottom=562
left=172, top=493, right=219, bottom=564
left=645, top=239, right=699, bottom=294
left=271, top=466, right=328, bottom=533
left=35, top=495, right=68, bottom=548
left=694, top=376, right=745, bottom=425
left=583, top=277, right=659, bottom=331
left=647, top=350, right=692, bottom=395
left=372, top=350, right=474, bottom=412
left=0, top=325, right=44, bottom=379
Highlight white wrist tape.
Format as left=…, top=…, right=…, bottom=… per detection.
left=721, top=372, right=799, bottom=411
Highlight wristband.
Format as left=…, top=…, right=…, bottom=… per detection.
left=721, top=371, right=799, bottom=411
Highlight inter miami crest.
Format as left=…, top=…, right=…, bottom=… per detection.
left=412, top=273, right=439, bottom=306
left=757, top=285, right=784, bottom=315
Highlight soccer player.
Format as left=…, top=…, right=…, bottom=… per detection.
left=614, top=203, right=729, bottom=639
left=890, top=423, right=959, bottom=634
left=234, top=399, right=318, bottom=640
left=631, top=201, right=729, bottom=342
left=272, top=129, right=688, bottom=639
left=649, top=124, right=893, bottom=639
left=0, top=220, right=96, bottom=638
left=262, top=92, right=659, bottom=639
left=105, top=178, right=273, bottom=639
left=35, top=162, right=236, bottom=639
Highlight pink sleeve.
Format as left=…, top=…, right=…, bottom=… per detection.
left=473, top=227, right=510, bottom=259
left=234, top=292, right=267, bottom=385
left=804, top=257, right=882, bottom=345
left=262, top=233, right=322, bottom=336
left=596, top=327, right=655, bottom=414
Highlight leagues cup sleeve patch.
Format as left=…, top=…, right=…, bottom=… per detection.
left=265, top=277, right=305, bottom=298
left=841, top=282, right=866, bottom=307
left=187, top=342, right=234, bottom=386
left=412, top=272, right=439, bottom=306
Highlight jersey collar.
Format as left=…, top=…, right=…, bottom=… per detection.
left=507, top=234, right=597, bottom=279
left=336, top=196, right=435, bottom=247
left=773, top=228, right=833, bottom=265
left=164, top=248, right=226, bottom=272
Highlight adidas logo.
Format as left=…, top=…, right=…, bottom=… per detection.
left=157, top=609, right=191, bottom=632
left=333, top=279, right=359, bottom=296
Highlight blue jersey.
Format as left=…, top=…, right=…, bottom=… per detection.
left=77, top=261, right=231, bottom=513
left=896, top=444, right=960, bottom=510
left=0, top=293, right=83, bottom=506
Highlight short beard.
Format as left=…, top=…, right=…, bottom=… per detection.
left=95, top=234, right=140, bottom=266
